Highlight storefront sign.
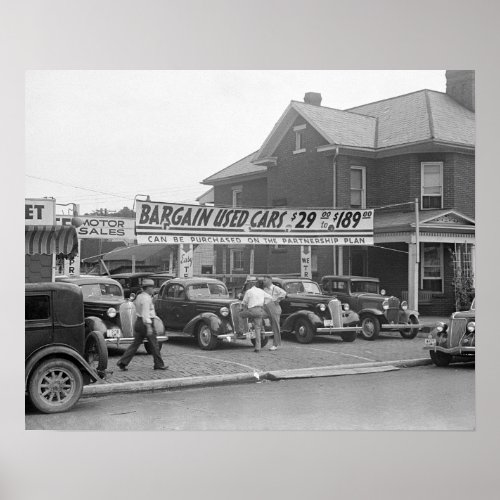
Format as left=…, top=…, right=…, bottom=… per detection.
left=178, top=244, right=194, bottom=278
left=136, top=201, right=374, bottom=246
left=56, top=215, right=135, bottom=240
left=25, top=198, right=56, bottom=225
left=301, top=246, right=312, bottom=278
left=55, top=252, right=81, bottom=277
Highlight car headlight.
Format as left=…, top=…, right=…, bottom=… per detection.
left=467, top=321, right=475, bottom=333
left=220, top=307, right=229, bottom=317
left=436, top=321, right=447, bottom=333
left=317, top=303, right=326, bottom=312
left=401, top=300, right=408, bottom=311
left=107, top=307, right=117, bottom=318
left=382, top=299, right=389, bottom=310
left=342, top=303, right=349, bottom=311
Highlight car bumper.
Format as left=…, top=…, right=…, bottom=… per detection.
left=316, top=326, right=362, bottom=334
left=104, top=335, right=169, bottom=347
left=380, top=323, right=421, bottom=330
left=217, top=331, right=273, bottom=342
left=424, top=345, right=475, bottom=355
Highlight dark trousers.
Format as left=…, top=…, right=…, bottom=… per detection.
left=118, top=317, right=165, bottom=368
left=239, top=306, right=265, bottom=350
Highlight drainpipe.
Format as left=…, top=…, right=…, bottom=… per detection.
left=332, top=146, right=339, bottom=273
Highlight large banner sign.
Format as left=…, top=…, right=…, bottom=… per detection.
left=136, top=201, right=374, bottom=246
left=25, top=198, right=56, bottom=225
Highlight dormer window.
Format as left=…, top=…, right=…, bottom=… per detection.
left=293, top=124, right=306, bottom=154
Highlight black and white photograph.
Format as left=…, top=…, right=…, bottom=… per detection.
left=4, top=1, right=500, bottom=500
left=24, top=69, right=476, bottom=431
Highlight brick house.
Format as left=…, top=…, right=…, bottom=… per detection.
left=202, top=71, right=475, bottom=315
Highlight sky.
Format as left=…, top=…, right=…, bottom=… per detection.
left=25, top=70, right=446, bottom=215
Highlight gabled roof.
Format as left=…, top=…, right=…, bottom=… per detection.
left=375, top=209, right=475, bottom=232
left=202, top=151, right=266, bottom=184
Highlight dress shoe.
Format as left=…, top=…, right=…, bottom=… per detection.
left=269, top=346, right=277, bottom=351
left=154, top=366, right=168, bottom=370
left=117, top=363, right=128, bottom=371
left=254, top=349, right=260, bottom=353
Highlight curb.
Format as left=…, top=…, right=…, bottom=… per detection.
left=82, top=357, right=432, bottom=398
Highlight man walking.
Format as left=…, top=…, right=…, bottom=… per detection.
left=263, top=276, right=286, bottom=351
left=239, top=279, right=272, bottom=352
left=117, top=279, right=167, bottom=371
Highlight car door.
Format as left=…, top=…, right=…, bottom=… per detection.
left=156, top=283, right=189, bottom=330
left=25, top=292, right=53, bottom=358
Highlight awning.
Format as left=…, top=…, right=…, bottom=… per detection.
left=25, top=225, right=79, bottom=259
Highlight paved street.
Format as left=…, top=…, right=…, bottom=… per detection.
left=25, top=365, right=475, bottom=430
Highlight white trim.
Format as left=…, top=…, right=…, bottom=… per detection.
left=421, top=161, right=443, bottom=210
left=293, top=148, right=306, bottom=155
left=293, top=124, right=307, bottom=131
left=350, top=165, right=366, bottom=209
left=232, top=187, right=242, bottom=208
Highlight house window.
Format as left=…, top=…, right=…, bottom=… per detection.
left=232, top=186, right=242, bottom=207
left=230, top=249, right=244, bottom=273
left=421, top=243, right=444, bottom=292
left=421, top=162, right=443, bottom=209
left=350, top=166, right=366, bottom=209
left=293, top=124, right=306, bottom=154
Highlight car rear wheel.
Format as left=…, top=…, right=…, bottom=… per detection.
left=85, top=330, right=108, bottom=373
left=360, top=315, right=380, bottom=340
left=294, top=318, right=315, bottom=344
left=399, top=316, right=420, bottom=339
left=197, top=322, right=218, bottom=350
left=430, top=350, right=452, bottom=367
left=28, top=358, right=84, bottom=414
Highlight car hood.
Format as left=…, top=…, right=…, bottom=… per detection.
left=83, top=296, right=126, bottom=307
left=188, top=297, right=239, bottom=306
left=286, top=293, right=333, bottom=304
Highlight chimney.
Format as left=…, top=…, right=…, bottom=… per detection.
left=445, top=70, right=475, bottom=111
left=304, top=92, right=322, bottom=106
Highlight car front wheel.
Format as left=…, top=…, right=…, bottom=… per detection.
left=399, top=316, right=420, bottom=339
left=294, top=318, right=315, bottom=344
left=360, top=315, right=380, bottom=340
left=85, top=330, right=108, bottom=372
left=340, top=331, right=357, bottom=342
left=197, top=322, right=218, bottom=350
left=28, top=358, right=84, bottom=413
left=430, top=350, right=452, bottom=367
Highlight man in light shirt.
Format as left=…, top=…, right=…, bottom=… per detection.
left=239, top=279, right=272, bottom=352
left=117, top=279, right=167, bottom=371
left=263, top=276, right=286, bottom=351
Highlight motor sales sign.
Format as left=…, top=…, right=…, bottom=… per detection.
left=56, top=215, right=135, bottom=240
left=136, top=201, right=374, bottom=246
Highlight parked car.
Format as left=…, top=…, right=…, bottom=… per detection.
left=25, top=282, right=106, bottom=413
left=320, top=275, right=420, bottom=340
left=154, top=277, right=270, bottom=350
left=56, top=276, right=168, bottom=351
left=239, top=276, right=361, bottom=344
left=109, top=272, right=174, bottom=298
left=424, top=298, right=475, bottom=367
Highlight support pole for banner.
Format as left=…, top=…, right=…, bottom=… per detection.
left=178, top=244, right=194, bottom=278
left=250, top=246, right=255, bottom=275
left=301, top=246, right=311, bottom=278
left=413, top=198, right=420, bottom=312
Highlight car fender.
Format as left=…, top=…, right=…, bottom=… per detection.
left=25, top=345, right=100, bottom=387
left=342, top=310, right=360, bottom=326
left=84, top=316, right=107, bottom=335
left=183, top=313, right=222, bottom=335
left=403, top=309, right=419, bottom=320
left=358, top=308, right=385, bottom=318
left=282, top=310, right=322, bottom=332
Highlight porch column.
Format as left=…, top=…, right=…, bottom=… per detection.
left=408, top=241, right=418, bottom=311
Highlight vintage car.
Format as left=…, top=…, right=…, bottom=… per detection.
left=154, top=277, right=271, bottom=350
left=25, top=282, right=106, bottom=413
left=424, top=299, right=475, bottom=367
left=239, top=276, right=361, bottom=344
left=56, top=276, right=168, bottom=351
left=109, top=272, right=174, bottom=298
left=320, top=275, right=420, bottom=340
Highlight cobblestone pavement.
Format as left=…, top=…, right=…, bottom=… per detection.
left=97, top=317, right=445, bottom=385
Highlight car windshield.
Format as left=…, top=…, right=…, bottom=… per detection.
left=351, top=281, right=380, bottom=293
left=187, top=283, right=229, bottom=299
left=283, top=281, right=321, bottom=294
left=80, top=283, right=123, bottom=299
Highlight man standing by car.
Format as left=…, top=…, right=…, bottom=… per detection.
left=263, top=276, right=286, bottom=351
left=239, top=279, right=272, bottom=353
left=117, top=279, right=167, bottom=371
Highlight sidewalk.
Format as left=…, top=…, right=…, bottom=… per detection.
left=83, top=316, right=445, bottom=397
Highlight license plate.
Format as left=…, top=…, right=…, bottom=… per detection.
left=107, top=328, right=122, bottom=338
left=425, top=338, right=436, bottom=346
left=324, top=319, right=333, bottom=327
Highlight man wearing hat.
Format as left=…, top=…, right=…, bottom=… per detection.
left=117, top=279, right=167, bottom=371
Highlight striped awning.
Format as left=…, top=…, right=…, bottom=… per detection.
left=25, top=225, right=79, bottom=258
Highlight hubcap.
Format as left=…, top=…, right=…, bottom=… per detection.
left=363, top=320, right=374, bottom=335
left=38, top=369, right=75, bottom=405
left=200, top=326, right=211, bottom=345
